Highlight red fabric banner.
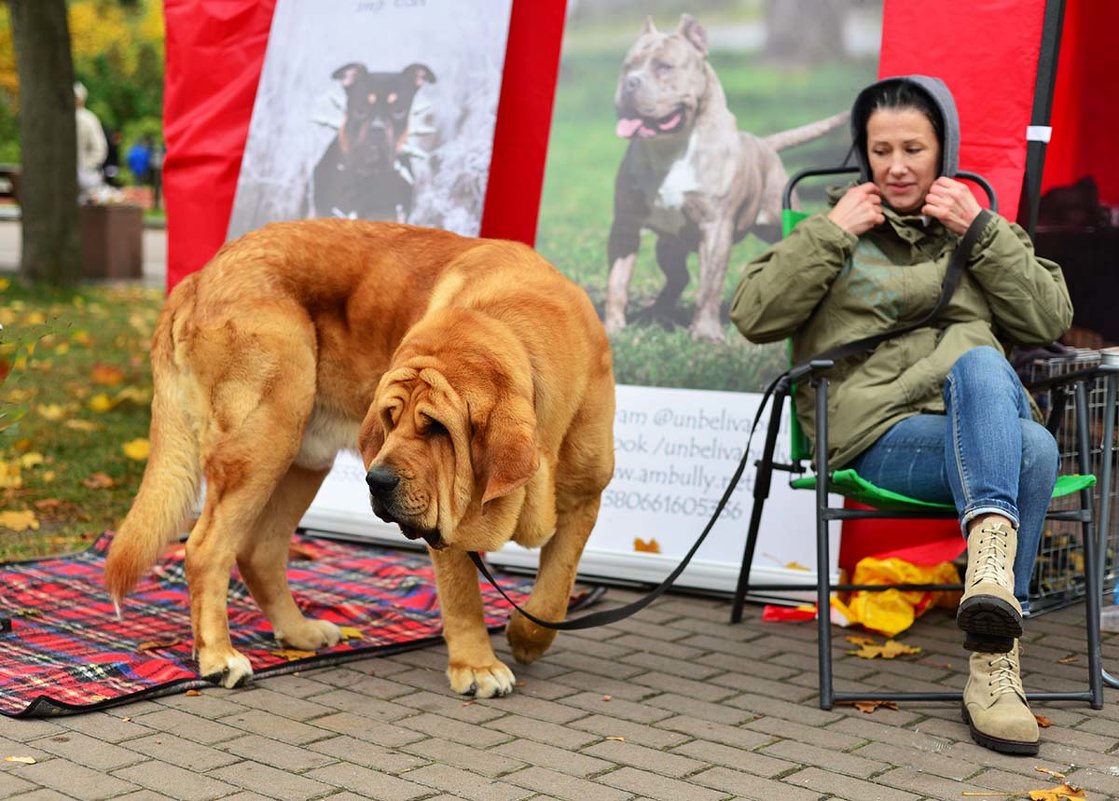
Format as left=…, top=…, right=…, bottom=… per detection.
left=162, top=0, right=566, bottom=290
left=1042, top=1, right=1119, bottom=205
left=879, top=0, right=1047, bottom=218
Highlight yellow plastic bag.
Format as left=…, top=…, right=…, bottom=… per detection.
left=843, top=556, right=961, bottom=637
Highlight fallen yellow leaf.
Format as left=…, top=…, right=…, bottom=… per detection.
left=36, top=404, right=67, bottom=421
left=0, top=461, right=21, bottom=489
left=271, top=649, right=316, bottom=661
left=0, top=510, right=39, bottom=532
left=634, top=537, right=660, bottom=554
left=3, top=756, right=36, bottom=765
left=849, top=639, right=922, bottom=660
left=784, top=561, right=811, bottom=571
left=122, top=439, right=151, bottom=461
left=89, top=393, right=117, bottom=413
left=1035, top=767, right=1067, bottom=780
left=65, top=419, right=103, bottom=432
left=53, top=343, right=70, bottom=356
left=71, top=330, right=94, bottom=347
left=0, top=277, right=10, bottom=292
left=18, top=452, right=44, bottom=469
left=1035, top=713, right=1053, bottom=728
left=22, top=311, right=46, bottom=325
left=841, top=700, right=898, bottom=714
left=114, top=386, right=152, bottom=405
left=1028, top=783, right=1085, bottom=800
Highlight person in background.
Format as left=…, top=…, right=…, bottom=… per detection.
left=74, top=82, right=108, bottom=203
left=102, top=128, right=122, bottom=188
left=127, top=136, right=152, bottom=187
left=731, top=75, right=1072, bottom=756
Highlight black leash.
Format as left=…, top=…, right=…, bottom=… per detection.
left=470, top=210, right=993, bottom=630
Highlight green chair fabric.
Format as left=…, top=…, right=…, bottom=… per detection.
left=790, top=469, right=1096, bottom=512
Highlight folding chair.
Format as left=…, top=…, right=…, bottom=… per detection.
left=730, top=166, right=1105, bottom=711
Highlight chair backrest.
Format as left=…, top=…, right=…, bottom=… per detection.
left=780, top=166, right=999, bottom=464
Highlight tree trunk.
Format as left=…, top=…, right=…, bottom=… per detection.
left=764, top=0, right=850, bottom=65
left=7, top=0, right=81, bottom=286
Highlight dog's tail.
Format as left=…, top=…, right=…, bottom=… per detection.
left=763, top=110, right=850, bottom=152
left=104, top=274, right=203, bottom=612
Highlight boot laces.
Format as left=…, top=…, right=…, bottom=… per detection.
left=972, top=523, right=1010, bottom=588
left=987, top=652, right=1024, bottom=698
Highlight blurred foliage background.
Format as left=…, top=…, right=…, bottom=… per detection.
left=0, top=0, right=164, bottom=168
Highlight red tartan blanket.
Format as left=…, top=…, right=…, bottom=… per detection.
left=0, top=533, right=549, bottom=717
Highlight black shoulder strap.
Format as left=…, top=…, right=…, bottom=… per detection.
left=470, top=209, right=994, bottom=631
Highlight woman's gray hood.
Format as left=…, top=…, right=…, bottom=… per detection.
left=850, top=75, right=960, bottom=181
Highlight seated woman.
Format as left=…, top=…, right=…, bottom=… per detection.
left=731, top=75, right=1072, bottom=756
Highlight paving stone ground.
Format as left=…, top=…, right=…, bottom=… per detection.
left=0, top=587, right=1115, bottom=801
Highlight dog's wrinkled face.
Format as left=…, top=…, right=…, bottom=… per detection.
left=331, top=62, right=436, bottom=176
left=614, top=15, right=708, bottom=141
left=358, top=362, right=540, bottom=552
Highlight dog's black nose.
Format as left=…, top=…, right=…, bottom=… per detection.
left=366, top=465, right=400, bottom=494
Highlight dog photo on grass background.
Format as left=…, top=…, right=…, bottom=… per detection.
left=535, top=1, right=884, bottom=392
left=226, top=0, right=513, bottom=239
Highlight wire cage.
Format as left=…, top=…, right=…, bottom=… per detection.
left=1024, top=348, right=1119, bottom=614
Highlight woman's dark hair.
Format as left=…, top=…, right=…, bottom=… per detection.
left=855, top=80, right=945, bottom=174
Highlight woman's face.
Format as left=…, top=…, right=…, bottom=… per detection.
left=866, top=107, right=940, bottom=214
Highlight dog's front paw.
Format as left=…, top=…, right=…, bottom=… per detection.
left=446, top=658, right=516, bottom=698
left=276, top=619, right=342, bottom=651
left=198, top=650, right=254, bottom=689
left=506, top=612, right=557, bottom=665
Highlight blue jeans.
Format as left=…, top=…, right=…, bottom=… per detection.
left=848, top=346, right=1058, bottom=607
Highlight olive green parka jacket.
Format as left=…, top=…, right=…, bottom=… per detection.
left=729, top=208, right=1073, bottom=468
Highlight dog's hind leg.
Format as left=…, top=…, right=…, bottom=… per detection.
left=429, top=546, right=516, bottom=698
left=235, top=464, right=343, bottom=651
left=185, top=316, right=318, bottom=688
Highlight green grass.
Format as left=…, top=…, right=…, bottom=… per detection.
left=0, top=278, right=160, bottom=561
left=535, top=27, right=875, bottom=391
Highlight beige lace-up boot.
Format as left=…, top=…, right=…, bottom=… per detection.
left=962, top=643, right=1039, bottom=755
left=957, top=518, right=1022, bottom=652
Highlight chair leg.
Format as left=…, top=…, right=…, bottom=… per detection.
left=731, top=390, right=787, bottom=623
left=1073, top=380, right=1105, bottom=708
left=814, top=377, right=835, bottom=710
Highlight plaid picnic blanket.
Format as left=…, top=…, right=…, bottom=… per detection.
left=0, top=532, right=559, bottom=718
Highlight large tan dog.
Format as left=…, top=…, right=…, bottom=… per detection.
left=104, top=219, right=616, bottom=698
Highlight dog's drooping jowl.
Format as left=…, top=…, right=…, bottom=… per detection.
left=606, top=15, right=848, bottom=342
left=104, top=219, right=616, bottom=699
left=312, top=62, right=435, bottom=222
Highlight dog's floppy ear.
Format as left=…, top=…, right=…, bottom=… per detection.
left=331, top=62, right=367, bottom=87
left=402, top=63, right=437, bottom=87
left=472, top=395, right=539, bottom=508
left=677, top=14, right=707, bottom=55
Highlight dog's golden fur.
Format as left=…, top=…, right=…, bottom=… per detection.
left=104, top=219, right=615, bottom=697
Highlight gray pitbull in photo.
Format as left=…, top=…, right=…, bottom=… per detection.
left=606, top=14, right=848, bottom=342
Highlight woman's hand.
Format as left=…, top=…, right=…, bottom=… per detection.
left=827, top=182, right=885, bottom=236
left=922, top=176, right=983, bottom=235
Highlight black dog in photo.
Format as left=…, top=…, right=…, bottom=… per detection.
left=311, top=62, right=436, bottom=221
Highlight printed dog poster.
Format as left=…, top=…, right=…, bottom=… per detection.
left=526, top=1, right=885, bottom=593
left=228, top=0, right=514, bottom=239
